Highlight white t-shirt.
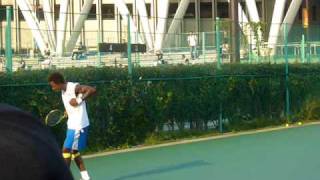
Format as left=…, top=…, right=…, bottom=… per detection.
left=62, top=82, right=89, bottom=130
left=188, top=34, right=197, bottom=47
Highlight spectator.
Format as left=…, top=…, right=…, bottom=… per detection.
left=41, top=43, right=52, bottom=69
left=182, top=54, right=189, bottom=64
left=41, top=58, right=52, bottom=69
left=44, top=43, right=51, bottom=57
left=72, top=42, right=86, bottom=60
left=187, top=32, right=197, bottom=60
left=222, top=42, right=229, bottom=60
left=156, top=50, right=166, bottom=65
left=18, top=59, right=26, bottom=71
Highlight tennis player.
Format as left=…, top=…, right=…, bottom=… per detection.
left=48, top=72, right=96, bottom=180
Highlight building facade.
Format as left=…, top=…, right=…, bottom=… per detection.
left=0, top=0, right=319, bottom=55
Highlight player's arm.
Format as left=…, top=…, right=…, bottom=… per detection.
left=70, top=85, right=96, bottom=107
left=75, top=84, right=96, bottom=100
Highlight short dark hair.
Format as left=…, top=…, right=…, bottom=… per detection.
left=48, top=72, right=65, bottom=84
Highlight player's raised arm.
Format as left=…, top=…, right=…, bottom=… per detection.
left=69, top=84, right=96, bottom=107
left=76, top=84, right=97, bottom=100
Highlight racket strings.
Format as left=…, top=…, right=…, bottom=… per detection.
left=46, top=110, right=64, bottom=126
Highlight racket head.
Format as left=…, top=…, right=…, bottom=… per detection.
left=45, top=109, right=65, bottom=126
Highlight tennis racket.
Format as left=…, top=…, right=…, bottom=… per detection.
left=45, top=109, right=67, bottom=126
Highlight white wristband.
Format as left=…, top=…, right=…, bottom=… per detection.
left=76, top=97, right=83, bottom=104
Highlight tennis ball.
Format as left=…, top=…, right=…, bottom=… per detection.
left=298, top=122, right=302, bottom=125
left=285, top=123, right=289, bottom=127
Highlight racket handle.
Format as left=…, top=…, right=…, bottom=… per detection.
left=63, top=111, right=68, bottom=118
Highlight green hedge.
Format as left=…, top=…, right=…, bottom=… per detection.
left=1, top=64, right=320, bottom=152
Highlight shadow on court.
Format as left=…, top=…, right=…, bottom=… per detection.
left=113, top=160, right=211, bottom=180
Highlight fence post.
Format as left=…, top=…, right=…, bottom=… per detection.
left=284, top=23, right=290, bottom=123
left=5, top=6, right=12, bottom=73
left=202, top=32, right=206, bottom=62
left=301, top=34, right=305, bottom=63
left=127, top=15, right=133, bottom=78
left=219, top=103, right=223, bottom=133
left=97, top=30, right=102, bottom=67
left=215, top=17, right=221, bottom=69
left=136, top=32, right=140, bottom=67
left=307, top=41, right=311, bottom=63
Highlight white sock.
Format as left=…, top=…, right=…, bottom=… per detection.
left=80, top=171, right=90, bottom=180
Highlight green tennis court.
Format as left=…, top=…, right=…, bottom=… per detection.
left=71, top=124, right=320, bottom=180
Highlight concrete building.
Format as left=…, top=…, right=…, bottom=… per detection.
left=0, top=0, right=319, bottom=56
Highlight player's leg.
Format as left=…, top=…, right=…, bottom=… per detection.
left=72, top=127, right=90, bottom=180
left=72, top=150, right=86, bottom=171
left=72, top=150, right=90, bottom=180
left=63, top=129, right=76, bottom=167
left=62, top=148, right=72, bottom=167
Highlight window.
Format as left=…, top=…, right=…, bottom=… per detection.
left=240, top=2, right=246, bottom=10
left=200, top=2, right=212, bottom=18
left=0, top=6, right=14, bottom=21
left=185, top=3, right=195, bottom=18
left=0, top=6, right=6, bottom=21
left=312, top=5, right=316, bottom=21
left=127, top=4, right=133, bottom=15
left=87, top=4, right=97, bottom=20
left=119, top=4, right=132, bottom=20
left=145, top=3, right=151, bottom=17
left=18, top=7, right=25, bottom=21
left=217, top=2, right=229, bottom=18
left=256, top=2, right=262, bottom=18
left=54, top=5, right=60, bottom=20
left=102, top=4, right=115, bottom=19
left=35, top=7, right=45, bottom=20
left=168, top=3, right=178, bottom=18
left=17, top=6, right=43, bottom=21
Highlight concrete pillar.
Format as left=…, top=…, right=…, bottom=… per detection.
left=116, top=8, right=121, bottom=43
left=136, top=0, right=154, bottom=50
left=239, top=2, right=255, bottom=49
left=195, top=0, right=200, bottom=33
left=154, top=0, right=169, bottom=51
left=65, top=0, right=94, bottom=53
left=230, top=0, right=240, bottom=62
left=280, top=0, right=303, bottom=36
left=267, top=0, right=286, bottom=51
left=97, top=0, right=103, bottom=43
left=43, top=0, right=56, bottom=48
left=245, top=0, right=260, bottom=22
left=114, top=0, right=142, bottom=44
left=56, top=0, right=69, bottom=56
left=14, top=1, right=21, bottom=53
left=166, top=0, right=190, bottom=38
left=212, top=0, right=216, bottom=22
left=150, top=0, right=157, bottom=43
left=16, top=0, right=47, bottom=55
